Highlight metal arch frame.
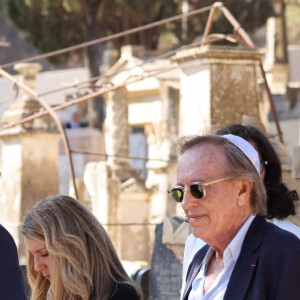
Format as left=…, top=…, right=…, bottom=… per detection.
left=0, top=36, right=234, bottom=200
left=0, top=2, right=284, bottom=200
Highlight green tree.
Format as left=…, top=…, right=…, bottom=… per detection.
left=4, top=0, right=273, bottom=129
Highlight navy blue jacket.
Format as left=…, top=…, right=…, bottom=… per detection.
left=0, top=224, right=27, bottom=299
left=183, top=216, right=300, bottom=300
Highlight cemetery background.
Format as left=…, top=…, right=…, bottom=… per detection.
left=1, top=1, right=300, bottom=299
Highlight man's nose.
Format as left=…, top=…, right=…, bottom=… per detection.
left=181, top=188, right=199, bottom=210
left=34, top=257, right=45, bottom=272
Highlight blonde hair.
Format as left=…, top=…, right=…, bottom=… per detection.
left=21, top=195, right=139, bottom=300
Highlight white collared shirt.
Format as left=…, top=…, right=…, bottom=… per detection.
left=188, top=214, right=255, bottom=300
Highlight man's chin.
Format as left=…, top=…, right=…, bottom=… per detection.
left=192, top=227, right=207, bottom=240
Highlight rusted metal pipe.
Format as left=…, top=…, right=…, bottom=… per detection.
left=220, top=6, right=255, bottom=48
left=38, top=36, right=229, bottom=98
left=0, top=35, right=233, bottom=132
left=70, top=150, right=178, bottom=163
left=0, top=66, right=176, bottom=131
left=0, top=68, right=79, bottom=199
left=0, top=5, right=214, bottom=69
left=202, top=2, right=223, bottom=43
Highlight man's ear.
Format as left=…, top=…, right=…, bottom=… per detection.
left=236, top=180, right=252, bottom=207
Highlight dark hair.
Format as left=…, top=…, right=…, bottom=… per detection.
left=216, top=124, right=298, bottom=219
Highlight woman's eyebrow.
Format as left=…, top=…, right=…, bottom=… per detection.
left=33, top=247, right=47, bottom=254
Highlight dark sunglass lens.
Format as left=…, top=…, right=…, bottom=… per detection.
left=171, top=188, right=183, bottom=202
left=190, top=183, right=204, bottom=199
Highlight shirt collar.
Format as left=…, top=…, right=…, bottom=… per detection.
left=226, top=213, right=256, bottom=263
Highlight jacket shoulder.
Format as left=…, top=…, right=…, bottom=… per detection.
left=263, top=220, right=300, bottom=249
left=245, top=216, right=300, bottom=252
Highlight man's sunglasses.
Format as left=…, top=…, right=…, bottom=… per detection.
left=168, top=177, right=231, bottom=203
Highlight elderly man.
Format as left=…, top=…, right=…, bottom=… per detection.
left=168, top=134, right=300, bottom=300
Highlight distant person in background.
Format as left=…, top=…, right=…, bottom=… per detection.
left=65, top=111, right=88, bottom=129
left=21, top=195, right=140, bottom=300
left=181, top=124, right=300, bottom=295
left=0, top=225, right=27, bottom=299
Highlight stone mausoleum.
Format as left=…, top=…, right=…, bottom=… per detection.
left=1, top=43, right=300, bottom=299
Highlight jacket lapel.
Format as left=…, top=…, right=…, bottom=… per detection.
left=182, top=244, right=209, bottom=300
left=224, top=216, right=265, bottom=300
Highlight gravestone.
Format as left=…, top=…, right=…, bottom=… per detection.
left=132, top=268, right=151, bottom=300
left=151, top=219, right=183, bottom=300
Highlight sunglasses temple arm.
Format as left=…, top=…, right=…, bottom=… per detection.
left=203, top=176, right=231, bottom=187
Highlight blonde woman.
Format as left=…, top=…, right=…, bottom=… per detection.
left=21, top=195, right=141, bottom=300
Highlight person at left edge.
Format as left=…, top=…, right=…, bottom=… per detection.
left=0, top=224, right=27, bottom=299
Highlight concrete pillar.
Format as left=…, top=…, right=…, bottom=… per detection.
left=119, top=179, right=151, bottom=262
left=160, top=81, right=180, bottom=161
left=265, top=11, right=289, bottom=95
left=146, top=82, right=180, bottom=222
left=84, top=161, right=121, bottom=252
left=269, top=0, right=288, bottom=65
left=292, top=146, right=300, bottom=179
left=172, top=45, right=264, bottom=136
left=283, top=146, right=300, bottom=227
left=85, top=87, right=137, bottom=253
left=105, top=87, right=136, bottom=180
left=0, top=63, right=60, bottom=262
left=59, top=127, right=105, bottom=198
